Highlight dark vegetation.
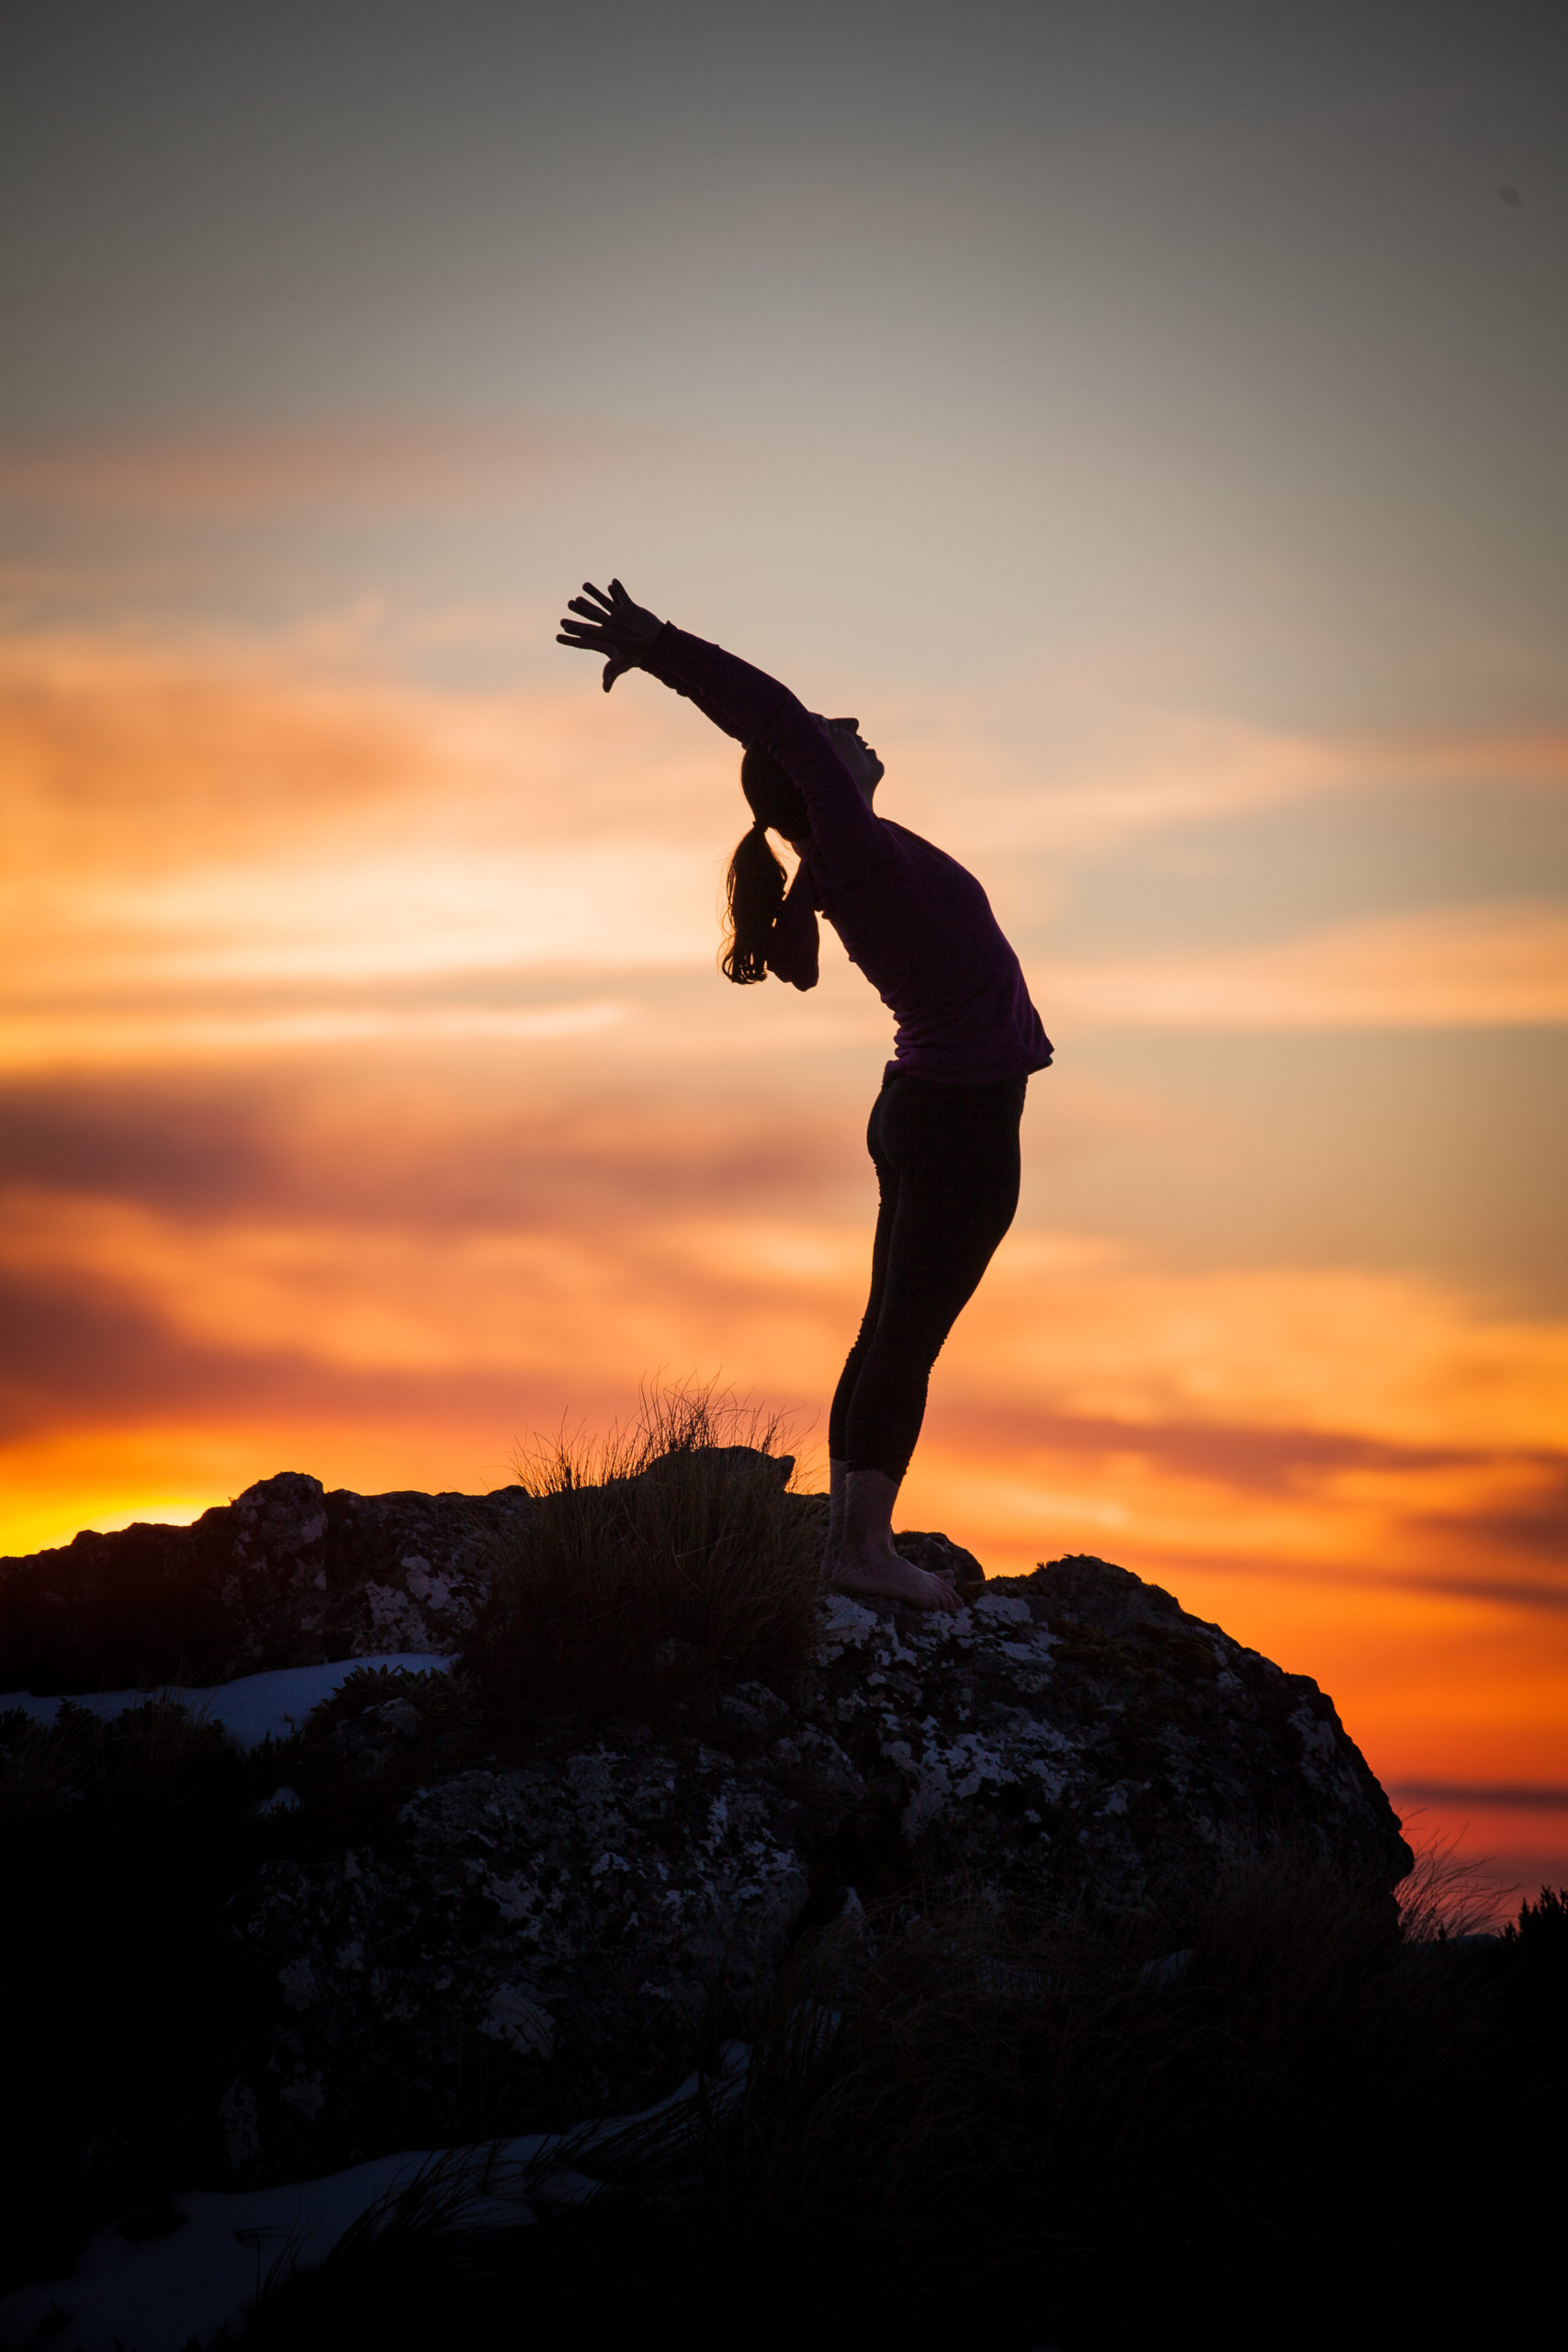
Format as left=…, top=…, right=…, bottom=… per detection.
left=245, top=1860, right=1568, bottom=2351
left=0, top=1668, right=488, bottom=2294
left=6, top=1673, right=1561, bottom=2348
left=0, top=1698, right=260, bottom=2291
left=468, top=1385, right=825, bottom=1740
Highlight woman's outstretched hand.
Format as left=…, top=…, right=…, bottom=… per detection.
left=556, top=578, right=664, bottom=692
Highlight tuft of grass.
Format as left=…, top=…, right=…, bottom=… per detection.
left=464, top=1382, right=823, bottom=1739
left=242, top=2146, right=538, bottom=2350
left=1395, top=1825, right=1506, bottom=1942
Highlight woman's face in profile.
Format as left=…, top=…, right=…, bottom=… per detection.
left=821, top=715, right=886, bottom=801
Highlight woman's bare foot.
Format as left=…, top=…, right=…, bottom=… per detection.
left=822, top=1467, right=962, bottom=1611
left=830, top=1538, right=962, bottom=1612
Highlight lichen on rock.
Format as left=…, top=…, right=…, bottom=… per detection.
left=791, top=1554, right=1409, bottom=1922
left=220, top=1730, right=810, bottom=2175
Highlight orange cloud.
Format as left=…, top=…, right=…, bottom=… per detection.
left=0, top=629, right=768, bottom=1072
left=0, top=634, right=438, bottom=877
left=8, top=1179, right=1565, bottom=1572
left=0, top=628, right=721, bottom=872
left=6, top=631, right=1564, bottom=1089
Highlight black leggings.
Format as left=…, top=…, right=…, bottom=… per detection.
left=829, top=1070, right=1027, bottom=1484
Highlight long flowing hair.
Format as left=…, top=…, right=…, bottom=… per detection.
left=721, top=744, right=810, bottom=985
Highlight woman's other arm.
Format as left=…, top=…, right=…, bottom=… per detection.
left=558, top=577, right=789, bottom=741
left=766, top=863, right=820, bottom=991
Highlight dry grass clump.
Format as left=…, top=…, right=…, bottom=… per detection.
left=1394, top=1826, right=1506, bottom=1941
left=243, top=2146, right=541, bottom=2350
left=464, top=1382, right=823, bottom=1737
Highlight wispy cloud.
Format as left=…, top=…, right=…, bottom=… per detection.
left=1037, top=900, right=1568, bottom=1028
left=949, top=1234, right=1568, bottom=1453
left=5, top=1181, right=1565, bottom=1787
left=0, top=630, right=740, bottom=1067
left=0, top=630, right=719, bottom=870
left=0, top=419, right=619, bottom=516
left=896, top=695, right=1568, bottom=857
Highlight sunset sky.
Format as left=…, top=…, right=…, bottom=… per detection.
left=3, top=2, right=1565, bottom=1904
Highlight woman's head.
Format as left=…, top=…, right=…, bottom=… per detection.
left=739, top=742, right=810, bottom=841
left=721, top=724, right=882, bottom=985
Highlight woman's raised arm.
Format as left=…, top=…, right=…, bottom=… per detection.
left=557, top=576, right=792, bottom=745
left=556, top=581, right=884, bottom=876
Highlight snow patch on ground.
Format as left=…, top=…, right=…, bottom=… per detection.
left=0, top=1655, right=454, bottom=1750
left=0, top=2047, right=747, bottom=2352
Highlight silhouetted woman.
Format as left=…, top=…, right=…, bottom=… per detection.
left=558, top=580, right=1052, bottom=1612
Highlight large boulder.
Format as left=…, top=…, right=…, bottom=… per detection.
left=1, top=1472, right=1411, bottom=2200
left=797, top=1557, right=1410, bottom=1915
left=202, top=1549, right=1409, bottom=2186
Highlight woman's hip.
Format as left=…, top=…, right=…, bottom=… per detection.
left=868, top=1068, right=1027, bottom=1173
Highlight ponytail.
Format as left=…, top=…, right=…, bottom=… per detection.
left=721, top=746, right=811, bottom=987
left=722, top=822, right=787, bottom=984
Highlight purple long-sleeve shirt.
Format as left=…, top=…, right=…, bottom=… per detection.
left=640, top=624, right=1053, bottom=1086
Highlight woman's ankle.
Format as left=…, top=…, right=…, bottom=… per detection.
left=840, top=1466, right=901, bottom=1556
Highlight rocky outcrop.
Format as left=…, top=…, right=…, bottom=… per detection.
left=2, top=1470, right=1412, bottom=2199
left=0, top=1472, right=533, bottom=1690
left=199, top=1548, right=1410, bottom=2185
left=0, top=1457, right=810, bottom=1692
left=802, top=1559, right=1408, bottom=1912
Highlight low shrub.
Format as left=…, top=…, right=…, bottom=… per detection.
left=270, top=1662, right=486, bottom=1850
left=1502, top=1879, right=1568, bottom=1957
left=0, top=1700, right=259, bottom=2291
left=464, top=1382, right=823, bottom=1739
